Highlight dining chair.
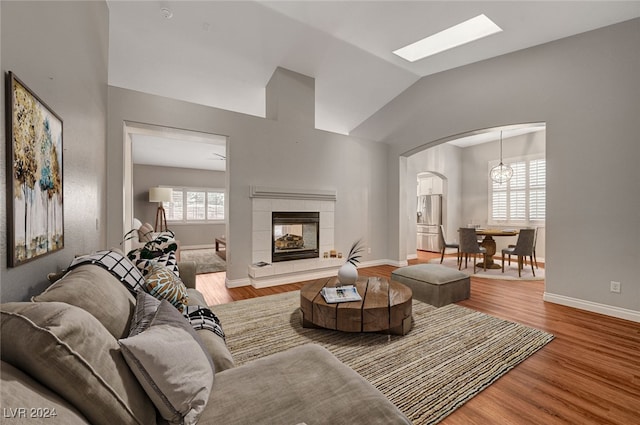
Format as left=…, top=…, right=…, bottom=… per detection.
left=458, top=228, right=486, bottom=274
left=439, top=225, right=459, bottom=264
left=501, top=228, right=536, bottom=277
left=507, top=227, right=539, bottom=269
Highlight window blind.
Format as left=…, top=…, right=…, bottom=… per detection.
left=163, top=186, right=225, bottom=223
left=489, top=156, right=546, bottom=224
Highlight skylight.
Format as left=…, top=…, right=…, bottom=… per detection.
left=393, top=14, right=503, bottom=62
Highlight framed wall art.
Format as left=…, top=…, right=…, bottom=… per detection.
left=5, top=71, right=64, bottom=267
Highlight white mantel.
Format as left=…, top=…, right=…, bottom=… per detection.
left=250, top=185, right=337, bottom=201
left=247, top=186, right=342, bottom=288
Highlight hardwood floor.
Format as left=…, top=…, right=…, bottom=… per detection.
left=196, top=252, right=640, bottom=425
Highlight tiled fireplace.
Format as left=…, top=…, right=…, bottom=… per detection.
left=248, top=186, right=342, bottom=287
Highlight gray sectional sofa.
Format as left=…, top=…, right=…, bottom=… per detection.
left=0, top=258, right=410, bottom=424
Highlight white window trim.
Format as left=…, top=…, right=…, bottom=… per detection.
left=163, top=186, right=226, bottom=224
left=488, top=153, right=546, bottom=226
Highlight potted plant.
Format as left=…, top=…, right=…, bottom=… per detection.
left=337, top=239, right=364, bottom=285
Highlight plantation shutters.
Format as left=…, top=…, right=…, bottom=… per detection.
left=163, top=187, right=225, bottom=223
left=489, top=156, right=545, bottom=224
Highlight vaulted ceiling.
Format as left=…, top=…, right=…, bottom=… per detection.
left=110, top=1, right=639, bottom=169
left=108, top=1, right=639, bottom=136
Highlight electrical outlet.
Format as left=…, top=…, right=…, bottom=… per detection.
left=610, top=281, right=621, bottom=293
left=368, top=247, right=372, bottom=254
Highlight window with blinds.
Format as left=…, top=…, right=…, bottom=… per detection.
left=163, top=187, right=225, bottom=223
left=489, top=156, right=545, bottom=224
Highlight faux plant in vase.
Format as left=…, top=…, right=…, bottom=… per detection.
left=337, top=239, right=364, bottom=285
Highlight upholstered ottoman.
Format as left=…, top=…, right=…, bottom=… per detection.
left=391, top=264, right=470, bottom=307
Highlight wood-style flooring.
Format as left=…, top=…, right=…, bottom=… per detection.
left=196, top=252, right=640, bottom=425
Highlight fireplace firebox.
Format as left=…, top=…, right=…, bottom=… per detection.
left=272, top=212, right=320, bottom=262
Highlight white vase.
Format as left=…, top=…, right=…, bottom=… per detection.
left=337, top=262, right=358, bottom=285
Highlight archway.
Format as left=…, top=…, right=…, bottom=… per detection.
left=401, top=122, right=546, bottom=264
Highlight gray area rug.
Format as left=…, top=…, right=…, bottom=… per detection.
left=431, top=256, right=544, bottom=280
left=213, top=291, right=554, bottom=424
left=180, top=248, right=226, bottom=274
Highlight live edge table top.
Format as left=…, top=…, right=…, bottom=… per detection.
left=300, top=276, right=413, bottom=335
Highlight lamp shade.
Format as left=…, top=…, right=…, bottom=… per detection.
left=149, top=187, right=173, bottom=203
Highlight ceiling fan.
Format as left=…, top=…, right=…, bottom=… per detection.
left=209, top=153, right=226, bottom=160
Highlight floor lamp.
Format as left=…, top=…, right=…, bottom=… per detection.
left=149, top=187, right=173, bottom=232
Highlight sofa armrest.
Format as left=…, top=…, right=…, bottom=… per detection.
left=178, top=261, right=197, bottom=288
left=201, top=344, right=410, bottom=424
left=1, top=361, right=92, bottom=425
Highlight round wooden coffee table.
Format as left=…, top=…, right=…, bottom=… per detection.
left=300, top=276, right=412, bottom=335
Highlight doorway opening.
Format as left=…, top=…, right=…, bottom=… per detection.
left=122, top=122, right=229, bottom=257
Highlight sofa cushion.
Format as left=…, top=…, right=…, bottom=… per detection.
left=178, top=260, right=197, bottom=289
left=0, top=302, right=156, bottom=425
left=119, top=300, right=215, bottom=425
left=129, top=290, right=162, bottom=337
left=32, top=265, right=136, bottom=338
left=390, top=264, right=470, bottom=307
left=199, top=344, right=411, bottom=425
left=129, top=290, right=234, bottom=373
left=143, top=263, right=189, bottom=312
left=391, top=263, right=468, bottom=284
left=1, top=360, right=91, bottom=425
left=186, top=288, right=209, bottom=308
left=186, top=289, right=235, bottom=372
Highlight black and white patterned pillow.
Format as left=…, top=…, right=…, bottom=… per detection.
left=69, top=250, right=145, bottom=294
left=182, top=305, right=226, bottom=340
left=129, top=250, right=180, bottom=278
left=143, top=232, right=178, bottom=253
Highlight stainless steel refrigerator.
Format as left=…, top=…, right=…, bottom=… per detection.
left=417, top=194, right=442, bottom=252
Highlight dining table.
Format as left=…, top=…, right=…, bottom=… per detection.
left=475, top=228, right=519, bottom=269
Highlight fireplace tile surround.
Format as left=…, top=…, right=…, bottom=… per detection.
left=248, top=186, right=342, bottom=287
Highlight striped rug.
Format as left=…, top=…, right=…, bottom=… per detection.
left=213, top=291, right=554, bottom=424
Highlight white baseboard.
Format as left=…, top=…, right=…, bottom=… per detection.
left=181, top=244, right=215, bottom=251
left=544, top=292, right=640, bottom=323
left=382, top=259, right=409, bottom=268
left=360, top=259, right=408, bottom=268
left=226, top=277, right=250, bottom=288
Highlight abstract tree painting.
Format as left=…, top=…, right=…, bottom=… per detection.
left=6, top=72, right=63, bottom=266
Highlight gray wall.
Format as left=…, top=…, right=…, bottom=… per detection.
left=1, top=1, right=108, bottom=302
left=133, top=164, right=226, bottom=247
left=107, top=71, right=390, bottom=284
left=354, top=19, right=640, bottom=315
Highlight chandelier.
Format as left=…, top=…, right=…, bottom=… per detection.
left=489, top=131, right=513, bottom=184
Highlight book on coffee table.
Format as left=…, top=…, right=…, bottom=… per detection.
left=321, top=285, right=362, bottom=303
